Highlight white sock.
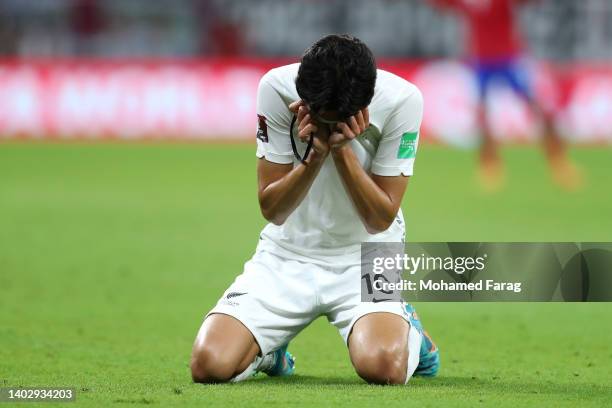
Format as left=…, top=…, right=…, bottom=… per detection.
left=256, top=350, right=278, bottom=372
left=405, top=323, right=422, bottom=384
left=229, top=351, right=276, bottom=383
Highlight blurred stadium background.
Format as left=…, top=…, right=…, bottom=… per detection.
left=1, top=0, right=612, bottom=144
left=1, top=1, right=612, bottom=406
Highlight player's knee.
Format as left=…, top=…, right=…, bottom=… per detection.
left=190, top=345, right=237, bottom=383
left=353, top=345, right=407, bottom=385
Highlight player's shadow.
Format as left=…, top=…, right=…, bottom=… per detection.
left=249, top=375, right=363, bottom=386
left=240, top=374, right=612, bottom=399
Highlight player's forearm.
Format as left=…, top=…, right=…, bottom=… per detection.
left=258, top=153, right=326, bottom=225
left=331, top=146, right=398, bottom=234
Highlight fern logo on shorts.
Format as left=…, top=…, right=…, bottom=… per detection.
left=397, top=132, right=418, bottom=159
left=226, top=292, right=247, bottom=299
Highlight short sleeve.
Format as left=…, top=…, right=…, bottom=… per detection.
left=255, top=73, right=294, bottom=164
left=371, top=86, right=424, bottom=177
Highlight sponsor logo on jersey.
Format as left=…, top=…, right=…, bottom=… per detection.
left=257, top=114, right=269, bottom=143
left=397, top=131, right=418, bottom=159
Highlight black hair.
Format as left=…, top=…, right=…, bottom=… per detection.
left=296, top=34, right=377, bottom=119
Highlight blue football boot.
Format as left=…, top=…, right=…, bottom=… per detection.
left=263, top=343, right=295, bottom=377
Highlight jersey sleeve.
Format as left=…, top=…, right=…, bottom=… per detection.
left=255, top=73, right=294, bottom=164
left=371, top=86, right=424, bottom=177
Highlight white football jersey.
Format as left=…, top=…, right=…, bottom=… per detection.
left=255, top=63, right=423, bottom=265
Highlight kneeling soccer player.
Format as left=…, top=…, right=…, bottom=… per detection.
left=191, top=34, right=439, bottom=385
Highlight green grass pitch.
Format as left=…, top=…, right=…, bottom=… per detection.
left=1, top=143, right=611, bottom=407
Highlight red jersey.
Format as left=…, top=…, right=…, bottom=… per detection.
left=434, top=0, right=525, bottom=61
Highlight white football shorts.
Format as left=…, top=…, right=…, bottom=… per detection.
left=207, top=243, right=419, bottom=360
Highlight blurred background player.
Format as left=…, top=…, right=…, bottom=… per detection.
left=430, top=0, right=581, bottom=190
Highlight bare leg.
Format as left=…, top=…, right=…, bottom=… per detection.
left=478, top=104, right=505, bottom=191
left=190, top=313, right=260, bottom=383
left=534, top=104, right=582, bottom=190
left=348, top=312, right=410, bottom=385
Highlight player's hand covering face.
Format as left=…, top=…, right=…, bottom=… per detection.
left=328, top=108, right=369, bottom=150
left=289, top=100, right=331, bottom=157
left=289, top=100, right=369, bottom=155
